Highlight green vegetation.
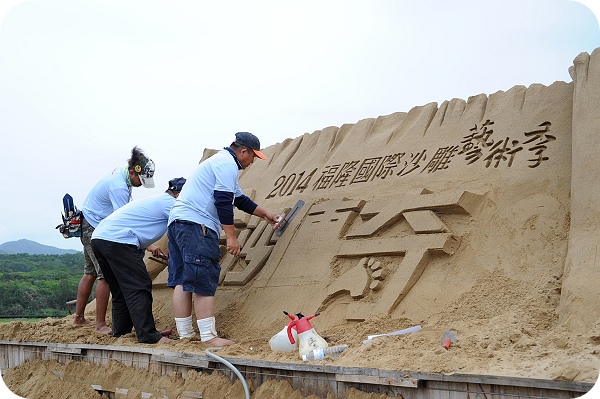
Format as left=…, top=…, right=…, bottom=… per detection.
left=0, top=253, right=88, bottom=318
left=0, top=318, right=44, bottom=323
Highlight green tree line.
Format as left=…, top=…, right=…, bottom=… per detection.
left=0, top=253, right=87, bottom=318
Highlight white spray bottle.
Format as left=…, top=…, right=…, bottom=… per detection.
left=269, top=311, right=299, bottom=352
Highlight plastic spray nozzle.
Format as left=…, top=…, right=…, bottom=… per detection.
left=283, top=311, right=299, bottom=323
left=286, top=313, right=320, bottom=344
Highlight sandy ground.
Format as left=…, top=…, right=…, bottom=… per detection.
left=3, top=357, right=392, bottom=399
left=1, top=269, right=598, bottom=382
left=1, top=269, right=599, bottom=399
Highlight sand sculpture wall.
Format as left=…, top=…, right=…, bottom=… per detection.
left=559, top=49, right=600, bottom=331
left=146, top=48, right=600, bottom=338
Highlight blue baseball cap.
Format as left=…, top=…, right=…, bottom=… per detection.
left=168, top=177, right=186, bottom=191
left=235, top=132, right=267, bottom=160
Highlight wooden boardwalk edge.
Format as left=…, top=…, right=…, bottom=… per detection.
left=0, top=340, right=595, bottom=398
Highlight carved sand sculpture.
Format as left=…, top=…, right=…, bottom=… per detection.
left=2, top=49, right=600, bottom=397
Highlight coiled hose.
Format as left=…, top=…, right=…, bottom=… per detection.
left=205, top=347, right=250, bottom=399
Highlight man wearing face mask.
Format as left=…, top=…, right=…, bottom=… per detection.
left=74, top=146, right=156, bottom=335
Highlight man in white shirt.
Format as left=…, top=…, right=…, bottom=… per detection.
left=167, top=132, right=281, bottom=346
left=75, top=146, right=155, bottom=334
left=91, top=177, right=185, bottom=344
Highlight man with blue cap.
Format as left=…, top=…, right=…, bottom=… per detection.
left=167, top=132, right=282, bottom=346
left=91, top=177, right=186, bottom=344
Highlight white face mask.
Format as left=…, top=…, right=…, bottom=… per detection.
left=138, top=159, right=155, bottom=188
left=140, top=174, right=155, bottom=188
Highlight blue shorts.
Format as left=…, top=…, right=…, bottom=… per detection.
left=167, top=220, right=222, bottom=296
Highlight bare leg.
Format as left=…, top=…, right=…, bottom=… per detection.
left=193, top=294, right=215, bottom=319
left=172, top=285, right=193, bottom=318
left=94, top=278, right=112, bottom=334
left=194, top=294, right=234, bottom=346
left=73, top=274, right=95, bottom=325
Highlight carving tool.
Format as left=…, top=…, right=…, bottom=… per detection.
left=362, top=325, right=421, bottom=344
left=275, top=199, right=305, bottom=236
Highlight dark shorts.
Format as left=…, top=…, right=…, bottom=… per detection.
left=167, top=220, right=221, bottom=296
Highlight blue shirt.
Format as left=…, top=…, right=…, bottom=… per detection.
left=92, top=193, right=176, bottom=249
left=168, top=149, right=243, bottom=235
left=82, top=168, right=132, bottom=228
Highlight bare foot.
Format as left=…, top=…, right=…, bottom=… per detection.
left=95, top=325, right=112, bottom=335
left=204, top=337, right=235, bottom=347
left=159, top=329, right=172, bottom=337
left=73, top=315, right=90, bottom=326
left=156, top=337, right=172, bottom=344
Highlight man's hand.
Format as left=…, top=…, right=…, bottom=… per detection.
left=258, top=208, right=285, bottom=230
left=222, top=224, right=241, bottom=256
left=147, top=245, right=167, bottom=259
left=226, top=235, right=241, bottom=257
left=272, top=212, right=286, bottom=230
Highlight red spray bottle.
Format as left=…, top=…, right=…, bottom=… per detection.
left=286, top=312, right=329, bottom=358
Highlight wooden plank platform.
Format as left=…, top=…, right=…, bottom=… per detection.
left=0, top=340, right=594, bottom=398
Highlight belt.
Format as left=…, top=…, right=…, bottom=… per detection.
left=173, top=219, right=208, bottom=236
left=173, top=219, right=195, bottom=225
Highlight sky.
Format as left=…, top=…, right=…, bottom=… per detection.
left=0, top=0, right=599, bottom=253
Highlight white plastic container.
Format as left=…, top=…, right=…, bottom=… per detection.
left=287, top=314, right=329, bottom=359
left=269, top=326, right=298, bottom=351
left=297, top=327, right=329, bottom=357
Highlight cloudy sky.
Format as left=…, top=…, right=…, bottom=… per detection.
left=0, top=0, right=598, bottom=253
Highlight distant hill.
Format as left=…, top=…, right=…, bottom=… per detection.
left=0, top=239, right=80, bottom=255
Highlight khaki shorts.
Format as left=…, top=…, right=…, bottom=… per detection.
left=80, top=215, right=104, bottom=279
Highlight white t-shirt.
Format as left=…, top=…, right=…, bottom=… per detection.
left=168, top=148, right=243, bottom=235
left=92, top=192, right=175, bottom=249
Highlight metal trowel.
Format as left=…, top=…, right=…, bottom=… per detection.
left=275, top=199, right=305, bottom=236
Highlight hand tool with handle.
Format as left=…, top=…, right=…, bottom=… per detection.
left=362, top=325, right=422, bottom=344
left=275, top=199, right=305, bottom=236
